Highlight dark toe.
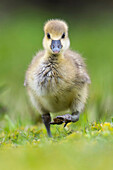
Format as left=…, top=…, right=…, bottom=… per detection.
left=50, top=117, right=64, bottom=125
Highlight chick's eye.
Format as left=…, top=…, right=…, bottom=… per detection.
left=61, top=33, right=65, bottom=39
left=47, top=33, right=51, bottom=39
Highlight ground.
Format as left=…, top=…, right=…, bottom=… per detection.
left=0, top=120, right=113, bottom=170
left=0, top=9, right=113, bottom=170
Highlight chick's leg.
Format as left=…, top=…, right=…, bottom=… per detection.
left=42, top=113, right=52, bottom=137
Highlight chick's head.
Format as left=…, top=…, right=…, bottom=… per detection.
left=43, top=19, right=70, bottom=54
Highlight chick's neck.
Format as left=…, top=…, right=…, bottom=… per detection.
left=44, top=50, right=63, bottom=63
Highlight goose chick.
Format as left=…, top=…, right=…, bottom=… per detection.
left=25, top=19, right=91, bottom=137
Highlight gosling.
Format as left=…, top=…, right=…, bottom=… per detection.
left=24, top=19, right=91, bottom=137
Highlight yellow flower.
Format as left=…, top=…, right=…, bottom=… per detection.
left=101, top=122, right=113, bottom=132
left=103, top=122, right=111, bottom=127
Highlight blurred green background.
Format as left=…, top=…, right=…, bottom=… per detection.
left=0, top=1, right=113, bottom=169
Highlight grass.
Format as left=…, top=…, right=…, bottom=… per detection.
left=0, top=8, right=113, bottom=169
left=0, top=120, right=113, bottom=170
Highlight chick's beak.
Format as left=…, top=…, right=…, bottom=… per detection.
left=50, top=40, right=62, bottom=54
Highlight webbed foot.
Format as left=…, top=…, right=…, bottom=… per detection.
left=50, top=114, right=71, bottom=127
left=50, top=112, right=79, bottom=127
